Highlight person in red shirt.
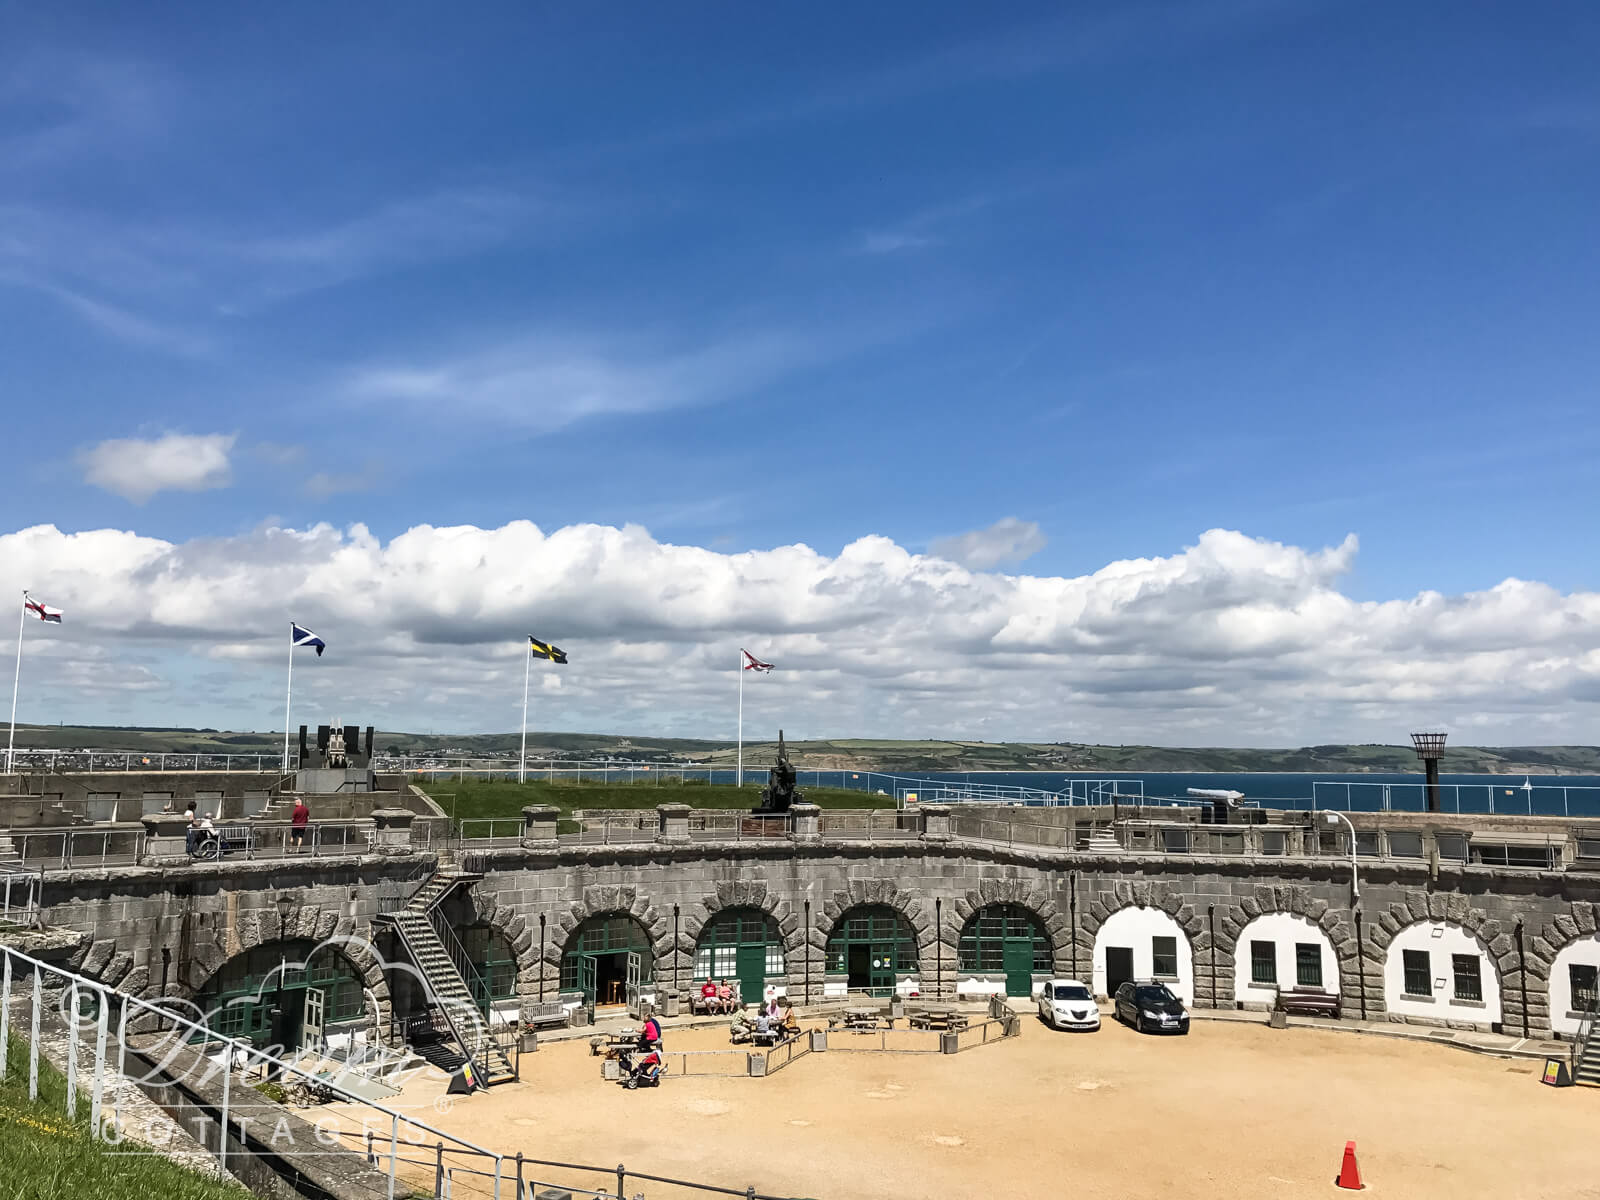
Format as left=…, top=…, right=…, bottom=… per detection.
left=290, top=798, right=311, bottom=851
left=701, top=979, right=719, bottom=1013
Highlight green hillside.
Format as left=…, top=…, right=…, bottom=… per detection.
left=9, top=723, right=1599, bottom=775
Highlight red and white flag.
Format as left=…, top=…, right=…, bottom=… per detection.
left=741, top=649, right=774, bottom=672
left=24, top=596, right=62, bottom=624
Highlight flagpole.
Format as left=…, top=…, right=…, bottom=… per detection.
left=5, top=591, right=25, bottom=775
left=519, top=640, right=531, bottom=784
left=736, top=649, right=744, bottom=790
left=282, top=622, right=294, bottom=774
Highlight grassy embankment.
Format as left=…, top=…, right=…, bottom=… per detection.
left=0, top=1034, right=249, bottom=1200
left=415, top=777, right=894, bottom=824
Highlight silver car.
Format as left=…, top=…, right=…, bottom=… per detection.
left=1037, top=978, right=1100, bottom=1031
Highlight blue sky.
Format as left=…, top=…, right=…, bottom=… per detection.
left=4, top=3, right=1600, bottom=741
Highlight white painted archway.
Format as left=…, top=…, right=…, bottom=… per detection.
left=1092, top=906, right=1193, bottom=1005
left=1549, top=934, right=1600, bottom=1037
left=1383, top=920, right=1501, bottom=1029
left=1232, top=913, right=1340, bottom=1008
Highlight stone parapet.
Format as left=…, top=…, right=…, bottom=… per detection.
left=139, top=812, right=191, bottom=866
left=657, top=803, right=690, bottom=843
left=790, top=803, right=820, bottom=842
left=369, top=808, right=414, bottom=853
left=522, top=804, right=560, bottom=845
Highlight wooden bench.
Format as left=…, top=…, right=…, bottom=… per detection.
left=1275, top=985, right=1341, bottom=1019
left=522, top=1000, right=570, bottom=1030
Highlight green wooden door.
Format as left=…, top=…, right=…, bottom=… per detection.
left=577, top=954, right=597, bottom=1005
left=736, top=944, right=767, bottom=1007
left=1003, top=941, right=1035, bottom=997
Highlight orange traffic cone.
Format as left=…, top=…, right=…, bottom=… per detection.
left=1335, top=1140, right=1364, bottom=1190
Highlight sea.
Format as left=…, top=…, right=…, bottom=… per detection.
left=775, top=768, right=1600, bottom=817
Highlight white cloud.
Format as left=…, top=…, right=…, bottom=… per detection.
left=344, top=330, right=816, bottom=429
left=1, top=521, right=1597, bottom=744
left=77, top=433, right=236, bottom=503
left=931, top=517, right=1048, bottom=569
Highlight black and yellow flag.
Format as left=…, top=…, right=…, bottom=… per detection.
left=528, top=635, right=568, bottom=664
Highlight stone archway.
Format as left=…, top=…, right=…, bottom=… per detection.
left=540, top=884, right=672, bottom=1003
left=463, top=887, right=539, bottom=1010
left=1212, top=885, right=1363, bottom=1016
left=1519, top=903, right=1600, bottom=1037
left=816, top=878, right=933, bottom=996
left=681, top=878, right=805, bottom=1000
left=1364, top=889, right=1515, bottom=1029
left=950, top=878, right=1071, bottom=999
left=1081, top=880, right=1213, bottom=1005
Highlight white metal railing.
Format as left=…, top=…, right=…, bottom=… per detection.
left=1312, top=779, right=1600, bottom=817
left=4, top=750, right=301, bottom=774
left=0, top=943, right=789, bottom=1200
left=1, top=863, right=42, bottom=927
left=7, top=827, right=146, bottom=871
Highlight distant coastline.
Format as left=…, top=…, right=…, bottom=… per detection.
left=9, top=722, right=1599, bottom=776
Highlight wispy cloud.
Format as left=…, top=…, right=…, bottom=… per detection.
left=859, top=231, right=936, bottom=255
left=304, top=462, right=385, bottom=500
left=342, top=328, right=826, bottom=430
left=78, top=432, right=237, bottom=503
left=16, top=277, right=212, bottom=357
left=0, top=52, right=174, bottom=172
left=931, top=517, right=1048, bottom=569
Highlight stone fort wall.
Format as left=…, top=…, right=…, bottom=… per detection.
left=26, top=825, right=1600, bottom=1039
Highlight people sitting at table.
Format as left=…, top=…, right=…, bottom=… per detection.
left=729, top=1005, right=754, bottom=1043
left=780, top=999, right=800, bottom=1037
left=638, top=1014, right=662, bottom=1051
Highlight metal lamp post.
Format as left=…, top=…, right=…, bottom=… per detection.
left=1323, top=811, right=1359, bottom=901
left=1410, top=731, right=1447, bottom=813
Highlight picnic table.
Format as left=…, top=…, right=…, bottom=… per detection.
left=830, top=1006, right=892, bottom=1032
left=907, top=1008, right=970, bottom=1032
left=590, top=1028, right=643, bottom=1056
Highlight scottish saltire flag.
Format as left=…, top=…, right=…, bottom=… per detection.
left=742, top=649, right=774, bottom=672
left=24, top=596, right=62, bottom=623
left=291, top=623, right=326, bottom=656
left=529, top=635, right=567, bottom=664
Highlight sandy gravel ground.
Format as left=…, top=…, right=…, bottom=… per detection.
left=353, top=1018, right=1600, bottom=1200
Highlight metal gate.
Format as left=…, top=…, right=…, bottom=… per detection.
left=625, top=951, right=643, bottom=1016
left=302, top=986, right=326, bottom=1051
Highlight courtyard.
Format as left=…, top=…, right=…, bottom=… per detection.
left=360, top=1015, right=1600, bottom=1199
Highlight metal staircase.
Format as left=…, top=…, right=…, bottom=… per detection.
left=1571, top=992, right=1600, bottom=1087
left=375, top=868, right=516, bottom=1088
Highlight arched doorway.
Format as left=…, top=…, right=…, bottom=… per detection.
left=462, top=924, right=520, bottom=1016
left=560, top=913, right=654, bottom=1008
left=826, top=905, right=918, bottom=996
left=958, top=904, right=1052, bottom=998
left=1092, top=906, right=1194, bottom=1004
left=196, top=939, right=366, bottom=1048
left=695, top=907, right=785, bottom=1006
left=1551, top=933, right=1600, bottom=1037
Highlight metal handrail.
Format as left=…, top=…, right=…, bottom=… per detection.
left=1571, top=988, right=1599, bottom=1071
left=378, top=912, right=492, bottom=1087
left=428, top=907, right=494, bottom=1015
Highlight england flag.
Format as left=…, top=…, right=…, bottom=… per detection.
left=24, top=596, right=62, bottom=623
left=742, top=649, right=774, bottom=672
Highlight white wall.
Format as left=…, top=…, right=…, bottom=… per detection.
left=1383, top=920, right=1501, bottom=1028
left=1549, top=935, right=1600, bottom=1037
left=1092, top=906, right=1194, bottom=1005
left=1232, top=913, right=1340, bottom=1008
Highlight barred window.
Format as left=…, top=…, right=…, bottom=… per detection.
left=1570, top=964, right=1598, bottom=1014
left=1295, top=943, right=1323, bottom=989
left=1250, top=940, right=1276, bottom=986
left=1403, top=949, right=1431, bottom=997
left=1452, top=954, right=1482, bottom=1003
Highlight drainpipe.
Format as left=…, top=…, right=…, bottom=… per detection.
left=1069, top=873, right=1078, bottom=977
left=935, top=898, right=943, bottom=999
left=673, top=905, right=680, bottom=998
left=1207, top=905, right=1216, bottom=1009
left=804, top=899, right=812, bottom=1006
left=538, top=914, right=546, bottom=1002
left=1516, top=920, right=1529, bottom=1039
left=1354, top=908, right=1366, bottom=1021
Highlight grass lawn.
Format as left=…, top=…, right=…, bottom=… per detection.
left=0, top=1034, right=249, bottom=1200
left=414, top=777, right=895, bottom=823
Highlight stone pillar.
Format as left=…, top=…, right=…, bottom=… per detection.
left=790, top=803, right=820, bottom=843
left=656, top=803, right=690, bottom=843
left=140, top=813, right=191, bottom=866
left=369, top=808, right=414, bottom=854
left=920, top=803, right=952, bottom=842
left=521, top=805, right=559, bottom=846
